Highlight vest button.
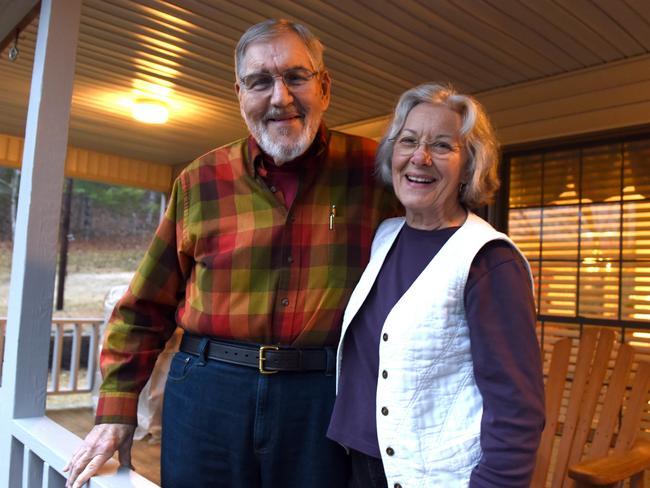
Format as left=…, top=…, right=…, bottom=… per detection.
left=382, top=370, right=388, bottom=379
left=381, top=407, right=389, bottom=416
left=382, top=333, right=388, bottom=341
left=386, top=447, right=394, bottom=456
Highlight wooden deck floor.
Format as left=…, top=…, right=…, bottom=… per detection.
left=46, top=408, right=161, bottom=486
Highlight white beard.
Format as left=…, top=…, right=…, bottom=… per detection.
left=243, top=108, right=321, bottom=165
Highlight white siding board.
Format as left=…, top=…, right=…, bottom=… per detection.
left=489, top=80, right=650, bottom=128
left=478, top=54, right=650, bottom=110
left=495, top=99, right=650, bottom=145
left=477, top=54, right=650, bottom=145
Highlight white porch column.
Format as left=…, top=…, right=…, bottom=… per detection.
left=0, top=0, right=82, bottom=485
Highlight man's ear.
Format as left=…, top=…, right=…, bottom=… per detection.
left=234, top=81, right=242, bottom=100
left=320, top=70, right=332, bottom=108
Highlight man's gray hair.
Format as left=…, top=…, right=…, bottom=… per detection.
left=235, top=19, right=325, bottom=81
left=376, top=83, right=500, bottom=209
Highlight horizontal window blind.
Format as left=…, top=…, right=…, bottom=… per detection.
left=508, top=139, right=650, bottom=325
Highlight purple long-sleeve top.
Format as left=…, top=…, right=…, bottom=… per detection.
left=328, top=224, right=545, bottom=487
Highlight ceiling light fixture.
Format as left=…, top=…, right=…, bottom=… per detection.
left=132, top=98, right=169, bottom=124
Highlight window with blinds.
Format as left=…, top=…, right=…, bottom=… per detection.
left=508, top=138, right=650, bottom=326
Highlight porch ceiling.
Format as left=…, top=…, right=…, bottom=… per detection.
left=1, top=0, right=650, bottom=166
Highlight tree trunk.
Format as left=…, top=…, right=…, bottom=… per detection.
left=146, top=190, right=157, bottom=225
left=55, top=178, right=73, bottom=311
left=10, top=169, right=20, bottom=241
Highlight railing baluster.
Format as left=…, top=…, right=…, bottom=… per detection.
left=86, top=322, right=99, bottom=391
left=24, top=446, right=44, bottom=488
left=44, top=464, right=66, bottom=488
left=69, top=324, right=81, bottom=392
left=0, top=318, right=6, bottom=387
left=50, top=324, right=63, bottom=394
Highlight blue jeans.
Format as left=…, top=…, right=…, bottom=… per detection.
left=161, top=350, right=349, bottom=487
left=348, top=449, right=387, bottom=488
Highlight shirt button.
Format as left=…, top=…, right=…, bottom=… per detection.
left=381, top=407, right=389, bottom=416
left=281, top=298, right=289, bottom=306
left=386, top=447, right=395, bottom=456
left=394, top=484, right=402, bottom=488
left=382, top=370, right=388, bottom=379
left=382, top=333, right=388, bottom=341
left=269, top=185, right=277, bottom=193
left=287, top=256, right=293, bottom=264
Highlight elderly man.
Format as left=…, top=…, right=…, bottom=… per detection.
left=65, top=18, right=395, bottom=488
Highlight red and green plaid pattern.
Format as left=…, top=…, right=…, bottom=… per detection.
left=97, top=127, right=397, bottom=423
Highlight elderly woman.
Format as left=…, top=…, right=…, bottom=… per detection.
left=327, top=83, right=545, bottom=488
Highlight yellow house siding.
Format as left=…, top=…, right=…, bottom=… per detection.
left=0, top=133, right=172, bottom=192
left=0, top=134, right=23, bottom=169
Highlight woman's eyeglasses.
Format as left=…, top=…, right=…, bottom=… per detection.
left=391, top=135, right=460, bottom=158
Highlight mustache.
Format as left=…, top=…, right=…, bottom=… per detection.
left=263, top=106, right=304, bottom=122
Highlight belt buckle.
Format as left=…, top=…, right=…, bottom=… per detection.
left=259, top=345, right=279, bottom=375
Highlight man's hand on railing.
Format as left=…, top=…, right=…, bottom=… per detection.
left=63, top=423, right=136, bottom=488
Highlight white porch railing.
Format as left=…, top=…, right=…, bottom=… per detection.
left=48, top=317, right=103, bottom=395
left=1, top=316, right=159, bottom=487
left=10, top=416, right=158, bottom=487
left=0, top=317, right=103, bottom=395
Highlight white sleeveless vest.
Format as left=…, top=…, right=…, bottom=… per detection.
left=336, top=212, right=533, bottom=488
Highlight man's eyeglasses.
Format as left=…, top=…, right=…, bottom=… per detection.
left=239, top=68, right=320, bottom=93
left=391, top=135, right=461, bottom=158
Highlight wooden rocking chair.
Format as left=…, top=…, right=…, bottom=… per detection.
left=532, top=327, right=650, bottom=488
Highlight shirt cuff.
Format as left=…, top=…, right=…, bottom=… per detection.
left=95, top=392, right=139, bottom=425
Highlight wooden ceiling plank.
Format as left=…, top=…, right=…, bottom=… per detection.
left=354, top=0, right=521, bottom=86
left=426, top=0, right=556, bottom=76
left=558, top=0, right=644, bottom=57
left=596, top=1, right=650, bottom=51
left=624, top=0, right=650, bottom=27
left=475, top=0, right=583, bottom=72
left=310, top=0, right=508, bottom=88
left=485, top=0, right=600, bottom=67
left=520, top=0, right=621, bottom=62
left=73, top=32, right=239, bottom=102
left=89, top=0, right=236, bottom=62
left=392, top=0, right=540, bottom=81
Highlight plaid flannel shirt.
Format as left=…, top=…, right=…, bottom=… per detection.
left=97, top=126, right=397, bottom=423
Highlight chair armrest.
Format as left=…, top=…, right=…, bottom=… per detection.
left=568, top=439, right=650, bottom=486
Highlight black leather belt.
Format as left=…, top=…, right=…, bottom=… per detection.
left=180, top=334, right=335, bottom=375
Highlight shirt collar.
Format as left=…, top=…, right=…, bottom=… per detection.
left=246, top=123, right=329, bottom=178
